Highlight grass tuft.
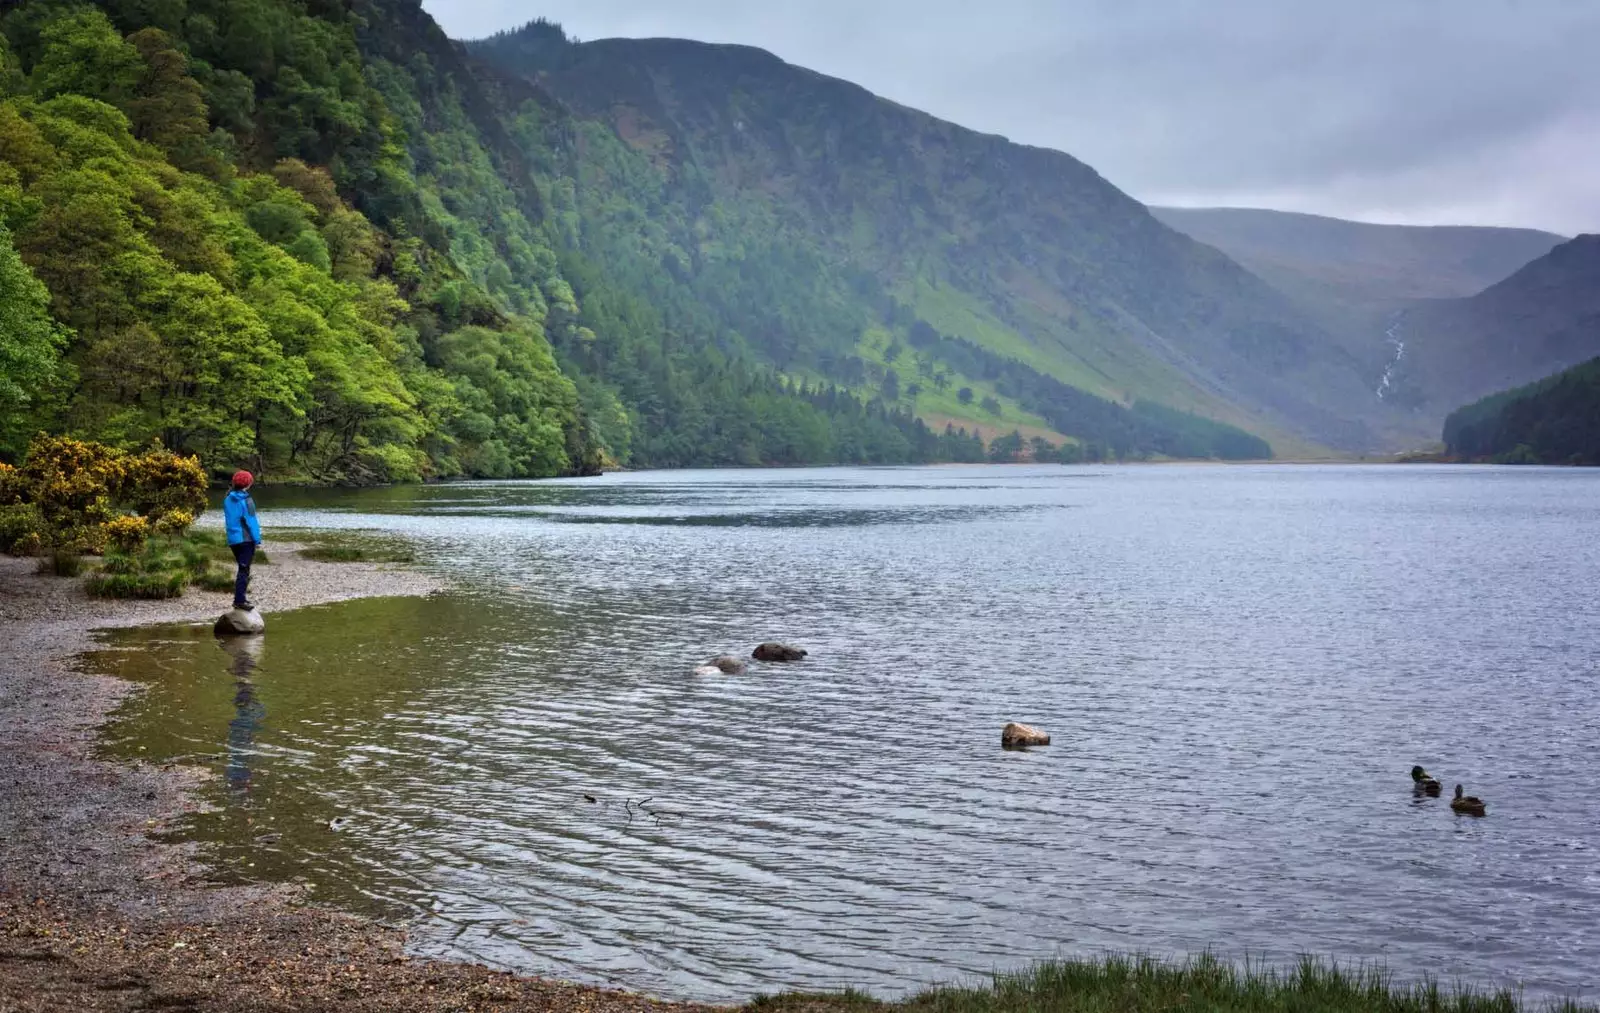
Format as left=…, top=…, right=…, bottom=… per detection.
left=192, top=563, right=237, bottom=593
left=86, top=569, right=187, bottom=599
left=35, top=548, right=86, bottom=577
left=295, top=533, right=415, bottom=564
left=746, top=955, right=1589, bottom=1013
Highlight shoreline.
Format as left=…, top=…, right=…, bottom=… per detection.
left=0, top=547, right=715, bottom=1012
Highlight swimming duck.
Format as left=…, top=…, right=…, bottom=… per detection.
left=1450, top=784, right=1486, bottom=817
left=1410, top=765, right=1442, bottom=796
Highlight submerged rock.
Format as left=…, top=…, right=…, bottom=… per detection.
left=213, top=608, right=265, bottom=637
left=692, top=664, right=722, bottom=676
left=1001, top=722, right=1050, bottom=749
left=709, top=655, right=747, bottom=675
left=752, top=642, right=807, bottom=662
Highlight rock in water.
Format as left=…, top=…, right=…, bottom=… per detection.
left=692, top=665, right=722, bottom=677
left=752, top=642, right=808, bottom=662
left=214, top=608, right=265, bottom=637
left=710, top=655, right=747, bottom=675
left=1001, top=722, right=1050, bottom=749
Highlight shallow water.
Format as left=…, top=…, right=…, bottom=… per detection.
left=95, top=465, right=1600, bottom=1003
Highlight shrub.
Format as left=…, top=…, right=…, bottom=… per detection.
left=17, top=435, right=125, bottom=551
left=103, top=514, right=150, bottom=552
left=35, top=548, right=85, bottom=577
left=0, top=462, right=22, bottom=505
left=0, top=502, right=45, bottom=555
left=7, top=437, right=208, bottom=566
left=120, top=448, right=207, bottom=530
left=86, top=570, right=187, bottom=599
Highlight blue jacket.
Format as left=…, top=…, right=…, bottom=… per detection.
left=223, top=489, right=262, bottom=545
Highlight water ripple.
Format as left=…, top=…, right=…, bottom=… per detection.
left=97, top=465, right=1600, bottom=1004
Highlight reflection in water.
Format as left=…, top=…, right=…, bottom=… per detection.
left=100, top=466, right=1600, bottom=1004
left=220, top=636, right=265, bottom=798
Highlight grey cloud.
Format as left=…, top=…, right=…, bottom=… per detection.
left=425, top=0, right=1600, bottom=234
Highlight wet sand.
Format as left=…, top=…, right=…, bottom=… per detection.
left=0, top=549, right=718, bottom=1012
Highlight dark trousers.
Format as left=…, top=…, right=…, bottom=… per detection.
left=230, top=541, right=256, bottom=606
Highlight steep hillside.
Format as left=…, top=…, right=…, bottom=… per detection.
left=1396, top=235, right=1600, bottom=418
left=0, top=0, right=600, bottom=479
left=1444, top=355, right=1600, bottom=464
left=1151, top=207, right=1563, bottom=310
left=474, top=25, right=1408, bottom=454
left=0, top=0, right=1015, bottom=475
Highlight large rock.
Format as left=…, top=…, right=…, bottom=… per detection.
left=752, top=642, right=808, bottom=662
left=1001, top=722, right=1050, bottom=749
left=709, top=654, right=747, bottom=675
left=214, top=608, right=265, bottom=637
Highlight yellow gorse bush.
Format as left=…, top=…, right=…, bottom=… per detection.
left=103, top=514, right=151, bottom=552
left=5, top=436, right=210, bottom=556
left=152, top=509, right=195, bottom=536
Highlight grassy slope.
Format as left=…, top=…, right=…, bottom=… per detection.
left=476, top=33, right=1396, bottom=455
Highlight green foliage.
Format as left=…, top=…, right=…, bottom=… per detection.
left=751, top=953, right=1588, bottom=1013
left=0, top=0, right=592, bottom=482
left=0, top=500, right=44, bottom=553
left=7, top=434, right=205, bottom=557
left=1444, top=356, right=1600, bottom=465
left=0, top=220, right=68, bottom=454
left=0, top=0, right=1287, bottom=479
left=36, top=546, right=84, bottom=575
left=192, top=560, right=235, bottom=591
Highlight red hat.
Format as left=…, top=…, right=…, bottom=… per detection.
left=232, top=470, right=254, bottom=489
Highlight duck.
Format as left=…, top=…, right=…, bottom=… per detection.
left=1450, top=784, right=1487, bottom=817
left=1410, top=765, right=1442, bottom=796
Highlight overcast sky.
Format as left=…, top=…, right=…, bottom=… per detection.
left=424, top=1, right=1599, bottom=236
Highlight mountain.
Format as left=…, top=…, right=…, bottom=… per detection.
left=1398, top=235, right=1600, bottom=419
left=1150, top=207, right=1564, bottom=312
left=1444, top=355, right=1600, bottom=464
left=0, top=0, right=1010, bottom=476
left=19, top=3, right=1571, bottom=474
left=1153, top=207, right=1581, bottom=447
left=473, top=26, right=1410, bottom=455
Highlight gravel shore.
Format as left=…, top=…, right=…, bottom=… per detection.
left=0, top=548, right=717, bottom=1013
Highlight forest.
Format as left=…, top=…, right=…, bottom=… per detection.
left=1443, top=356, right=1600, bottom=464
left=0, top=2, right=1272, bottom=483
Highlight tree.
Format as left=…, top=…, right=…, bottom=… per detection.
left=957, top=386, right=973, bottom=405
left=881, top=367, right=899, bottom=403
left=28, top=10, right=142, bottom=106
left=980, top=395, right=1001, bottom=415
left=0, top=222, right=68, bottom=455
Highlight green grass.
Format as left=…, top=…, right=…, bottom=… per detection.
left=285, top=531, right=416, bottom=564
left=84, top=531, right=259, bottom=600
left=86, top=569, right=187, bottom=599
left=748, top=955, right=1590, bottom=1013
left=192, top=563, right=237, bottom=593
left=35, top=548, right=86, bottom=577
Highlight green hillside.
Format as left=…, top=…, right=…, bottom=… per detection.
left=0, top=0, right=993, bottom=476
left=1444, top=355, right=1600, bottom=464
left=0, top=1, right=1289, bottom=474
left=476, top=24, right=1389, bottom=455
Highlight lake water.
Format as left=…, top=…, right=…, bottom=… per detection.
left=93, top=465, right=1600, bottom=1003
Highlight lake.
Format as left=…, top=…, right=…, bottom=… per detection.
left=92, top=465, right=1600, bottom=1003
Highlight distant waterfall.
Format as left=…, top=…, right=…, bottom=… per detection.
left=1376, top=313, right=1406, bottom=400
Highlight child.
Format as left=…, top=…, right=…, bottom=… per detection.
left=222, top=470, right=263, bottom=610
